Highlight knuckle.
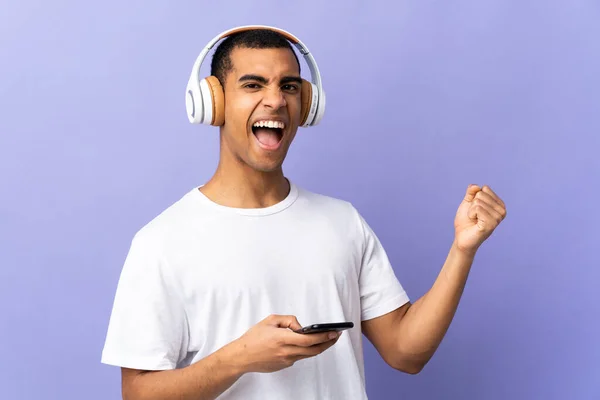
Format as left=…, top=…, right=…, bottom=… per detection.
left=318, top=341, right=330, bottom=351
left=319, top=342, right=333, bottom=353
left=278, top=348, right=291, bottom=359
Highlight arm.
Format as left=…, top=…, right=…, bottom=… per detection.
left=122, top=342, right=244, bottom=400
left=362, top=240, right=475, bottom=374
left=121, top=314, right=341, bottom=400
left=363, top=184, right=506, bottom=374
left=104, top=233, right=341, bottom=399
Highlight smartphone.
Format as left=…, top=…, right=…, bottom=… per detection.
left=294, top=322, right=354, bottom=334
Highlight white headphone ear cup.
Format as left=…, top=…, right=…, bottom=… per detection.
left=199, top=79, right=214, bottom=125
left=311, top=88, right=326, bottom=126
left=186, top=79, right=203, bottom=124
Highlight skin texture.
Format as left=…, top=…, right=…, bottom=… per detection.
left=361, top=184, right=506, bottom=374
left=119, top=44, right=507, bottom=399
left=199, top=46, right=303, bottom=210
left=121, top=47, right=338, bottom=400
left=122, top=315, right=340, bottom=400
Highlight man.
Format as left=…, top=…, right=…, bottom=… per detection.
left=101, top=28, right=506, bottom=400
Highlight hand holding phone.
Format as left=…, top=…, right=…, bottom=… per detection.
left=232, top=314, right=344, bottom=374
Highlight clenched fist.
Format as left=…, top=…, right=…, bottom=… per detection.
left=454, top=184, right=506, bottom=255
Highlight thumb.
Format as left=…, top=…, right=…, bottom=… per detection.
left=273, top=315, right=303, bottom=331
left=463, top=184, right=481, bottom=203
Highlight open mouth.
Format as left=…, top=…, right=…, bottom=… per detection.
left=252, top=120, right=285, bottom=149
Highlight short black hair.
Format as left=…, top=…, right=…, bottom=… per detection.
left=210, top=29, right=301, bottom=86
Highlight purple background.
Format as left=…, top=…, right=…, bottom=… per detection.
left=1, top=1, right=599, bottom=399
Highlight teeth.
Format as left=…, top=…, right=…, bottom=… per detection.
left=253, top=120, right=285, bottom=129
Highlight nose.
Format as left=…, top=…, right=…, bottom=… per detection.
left=262, top=86, right=287, bottom=110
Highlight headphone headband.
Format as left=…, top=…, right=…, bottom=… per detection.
left=186, top=25, right=325, bottom=127
left=213, top=25, right=302, bottom=46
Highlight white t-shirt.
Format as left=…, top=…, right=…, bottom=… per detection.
left=101, top=181, right=410, bottom=399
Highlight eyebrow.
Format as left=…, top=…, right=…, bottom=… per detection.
left=238, top=74, right=302, bottom=85
left=281, top=76, right=302, bottom=85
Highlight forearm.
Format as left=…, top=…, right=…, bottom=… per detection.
left=396, top=240, right=476, bottom=369
left=123, top=341, right=246, bottom=400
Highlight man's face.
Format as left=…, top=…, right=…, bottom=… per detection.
left=220, top=46, right=303, bottom=173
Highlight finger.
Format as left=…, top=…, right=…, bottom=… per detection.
left=290, top=331, right=339, bottom=347
left=269, top=314, right=303, bottom=331
left=463, top=184, right=481, bottom=202
left=287, top=335, right=339, bottom=359
left=481, top=185, right=506, bottom=208
left=283, top=330, right=340, bottom=347
left=474, top=191, right=506, bottom=219
left=468, top=203, right=503, bottom=229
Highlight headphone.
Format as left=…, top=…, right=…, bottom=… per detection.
left=185, top=25, right=326, bottom=127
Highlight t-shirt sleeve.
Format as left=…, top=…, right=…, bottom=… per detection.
left=353, top=208, right=410, bottom=321
left=101, top=230, right=189, bottom=370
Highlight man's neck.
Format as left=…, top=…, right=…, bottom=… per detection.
left=199, top=162, right=291, bottom=209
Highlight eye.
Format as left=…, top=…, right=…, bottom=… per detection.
left=282, top=84, right=299, bottom=92
left=243, top=83, right=261, bottom=90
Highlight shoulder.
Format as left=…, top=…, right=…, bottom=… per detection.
left=293, top=183, right=367, bottom=234
left=128, top=188, right=202, bottom=249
